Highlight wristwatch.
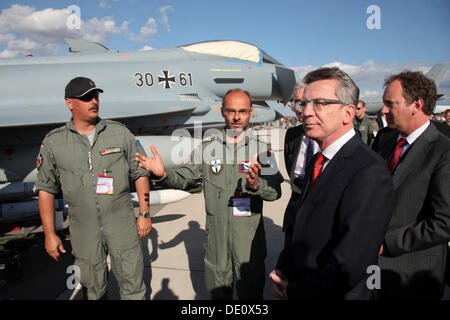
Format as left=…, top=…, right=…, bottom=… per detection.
left=139, top=211, right=150, bottom=218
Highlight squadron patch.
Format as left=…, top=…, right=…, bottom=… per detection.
left=210, top=159, right=223, bottom=175
left=36, top=153, right=43, bottom=170
left=239, top=160, right=251, bottom=173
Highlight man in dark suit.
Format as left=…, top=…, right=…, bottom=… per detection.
left=372, top=71, right=450, bottom=299
left=376, top=109, right=387, bottom=129
left=270, top=67, right=395, bottom=299
left=432, top=119, right=450, bottom=137
left=283, top=83, right=318, bottom=246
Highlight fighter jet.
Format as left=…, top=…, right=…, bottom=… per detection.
left=363, top=62, right=450, bottom=114
left=0, top=39, right=298, bottom=226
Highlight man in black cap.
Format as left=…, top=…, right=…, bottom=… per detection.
left=36, top=77, right=151, bottom=299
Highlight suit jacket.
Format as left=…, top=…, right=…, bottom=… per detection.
left=283, top=125, right=306, bottom=238
left=432, top=120, right=450, bottom=138
left=372, top=124, right=450, bottom=299
left=277, top=134, right=395, bottom=299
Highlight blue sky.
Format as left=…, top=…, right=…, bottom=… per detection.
left=1, top=0, right=449, bottom=106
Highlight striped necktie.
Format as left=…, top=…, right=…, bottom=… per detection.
left=310, top=152, right=325, bottom=189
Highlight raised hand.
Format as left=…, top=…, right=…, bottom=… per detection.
left=136, top=145, right=166, bottom=178
left=246, top=153, right=261, bottom=190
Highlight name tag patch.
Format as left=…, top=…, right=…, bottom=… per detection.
left=100, top=147, right=121, bottom=156
left=96, top=175, right=114, bottom=194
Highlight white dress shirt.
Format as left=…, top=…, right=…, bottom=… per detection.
left=321, top=128, right=356, bottom=171
left=392, top=121, right=430, bottom=174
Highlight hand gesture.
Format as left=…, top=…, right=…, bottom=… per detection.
left=246, top=154, right=261, bottom=190
left=136, top=145, right=166, bottom=178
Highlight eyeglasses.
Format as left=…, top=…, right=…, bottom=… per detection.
left=222, top=108, right=252, bottom=116
left=294, top=98, right=345, bottom=112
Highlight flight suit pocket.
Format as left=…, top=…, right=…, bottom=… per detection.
left=74, top=257, right=108, bottom=298
left=58, top=168, right=83, bottom=205
left=101, top=151, right=130, bottom=195
left=204, top=179, right=225, bottom=216
left=109, top=242, right=144, bottom=293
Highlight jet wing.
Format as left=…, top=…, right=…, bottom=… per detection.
left=0, top=100, right=205, bottom=128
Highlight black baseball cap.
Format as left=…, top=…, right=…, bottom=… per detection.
left=65, top=77, right=104, bottom=99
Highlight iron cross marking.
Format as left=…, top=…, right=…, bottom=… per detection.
left=158, top=70, right=176, bottom=89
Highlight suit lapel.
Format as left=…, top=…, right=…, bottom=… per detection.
left=393, top=124, right=439, bottom=187
left=299, top=135, right=360, bottom=203
left=378, top=130, right=398, bottom=160
left=289, top=128, right=304, bottom=176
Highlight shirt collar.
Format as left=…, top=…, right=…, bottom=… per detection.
left=398, top=120, right=430, bottom=145
left=322, top=128, right=356, bottom=161
left=219, top=128, right=254, bottom=145
left=67, top=117, right=105, bottom=133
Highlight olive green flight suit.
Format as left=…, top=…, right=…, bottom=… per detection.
left=155, top=129, right=283, bottom=299
left=354, top=113, right=379, bottom=146
left=36, top=119, right=148, bottom=300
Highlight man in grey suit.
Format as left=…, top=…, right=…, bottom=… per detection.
left=373, top=71, right=450, bottom=299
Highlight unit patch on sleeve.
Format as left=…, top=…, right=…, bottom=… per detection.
left=36, top=153, right=43, bottom=170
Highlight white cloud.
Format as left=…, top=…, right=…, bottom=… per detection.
left=360, top=90, right=380, bottom=98
left=292, top=60, right=437, bottom=88
left=80, top=16, right=125, bottom=43
left=292, top=65, right=315, bottom=79
left=292, top=60, right=450, bottom=102
left=139, top=45, right=154, bottom=51
left=138, top=18, right=158, bottom=42
left=0, top=5, right=127, bottom=57
left=159, top=5, right=174, bottom=32
left=0, top=33, right=14, bottom=44
left=0, top=4, right=165, bottom=58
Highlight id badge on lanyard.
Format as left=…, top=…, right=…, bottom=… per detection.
left=232, top=195, right=251, bottom=216
left=96, top=174, right=114, bottom=195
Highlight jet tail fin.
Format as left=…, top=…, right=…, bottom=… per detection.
left=425, top=62, right=450, bottom=87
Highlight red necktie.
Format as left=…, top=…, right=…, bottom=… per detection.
left=388, top=138, right=407, bottom=174
left=310, top=152, right=325, bottom=189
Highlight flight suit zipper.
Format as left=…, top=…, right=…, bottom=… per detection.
left=83, top=135, right=104, bottom=233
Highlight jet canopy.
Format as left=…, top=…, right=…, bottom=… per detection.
left=179, top=40, right=282, bottom=65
